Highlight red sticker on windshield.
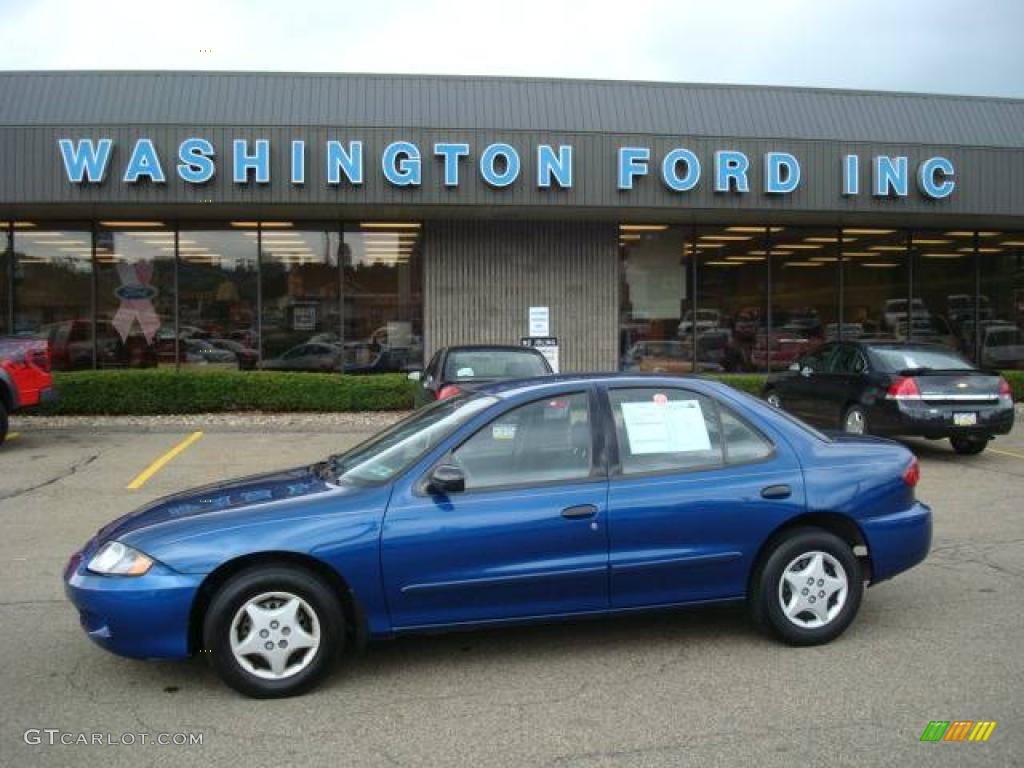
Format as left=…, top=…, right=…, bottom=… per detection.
left=653, top=393, right=668, bottom=405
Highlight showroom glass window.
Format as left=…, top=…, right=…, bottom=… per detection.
left=618, top=225, right=694, bottom=374
left=979, top=231, right=1024, bottom=370
left=908, top=229, right=976, bottom=358
left=696, top=226, right=771, bottom=373
left=94, top=223, right=175, bottom=369
left=770, top=227, right=839, bottom=370
left=177, top=226, right=258, bottom=370
left=840, top=228, right=908, bottom=343
left=260, top=223, right=341, bottom=370
left=12, top=225, right=94, bottom=370
left=342, top=223, right=424, bottom=373
left=0, top=223, right=10, bottom=335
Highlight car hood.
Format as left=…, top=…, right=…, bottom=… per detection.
left=93, top=466, right=335, bottom=546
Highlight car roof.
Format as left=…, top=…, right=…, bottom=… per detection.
left=442, top=345, right=543, bottom=353
left=474, top=372, right=724, bottom=398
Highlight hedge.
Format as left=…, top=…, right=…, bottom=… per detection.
left=26, top=368, right=1024, bottom=416
left=38, top=370, right=416, bottom=415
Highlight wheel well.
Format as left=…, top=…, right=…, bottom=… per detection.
left=0, top=380, right=12, bottom=412
left=188, top=551, right=368, bottom=656
left=747, top=512, right=872, bottom=596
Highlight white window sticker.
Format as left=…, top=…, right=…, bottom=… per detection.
left=620, top=399, right=712, bottom=454
left=456, top=367, right=475, bottom=378
left=492, top=423, right=517, bottom=440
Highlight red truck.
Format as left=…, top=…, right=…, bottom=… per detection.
left=0, top=337, right=56, bottom=445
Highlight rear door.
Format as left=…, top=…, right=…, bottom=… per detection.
left=603, top=385, right=805, bottom=608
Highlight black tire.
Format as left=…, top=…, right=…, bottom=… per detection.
left=950, top=435, right=988, bottom=455
left=841, top=404, right=868, bottom=435
left=202, top=565, right=344, bottom=698
left=751, top=528, right=863, bottom=646
left=0, top=401, right=8, bottom=446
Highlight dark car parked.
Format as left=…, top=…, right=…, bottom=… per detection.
left=409, top=345, right=553, bottom=407
left=762, top=341, right=1014, bottom=455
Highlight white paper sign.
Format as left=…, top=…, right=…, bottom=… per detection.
left=620, top=399, right=712, bottom=455
left=529, top=306, right=550, bottom=336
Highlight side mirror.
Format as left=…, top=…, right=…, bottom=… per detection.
left=428, top=464, right=465, bottom=495
left=407, top=370, right=422, bottom=382
left=801, top=366, right=813, bottom=377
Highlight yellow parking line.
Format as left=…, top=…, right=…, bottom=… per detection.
left=127, top=432, right=204, bottom=490
left=989, top=447, right=1024, bottom=461
left=6, top=432, right=20, bottom=440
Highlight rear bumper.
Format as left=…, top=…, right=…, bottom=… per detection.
left=861, top=502, right=932, bottom=584
left=871, top=399, right=1014, bottom=439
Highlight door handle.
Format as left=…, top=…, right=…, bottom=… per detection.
left=761, top=485, right=791, bottom=500
left=561, top=504, right=598, bottom=519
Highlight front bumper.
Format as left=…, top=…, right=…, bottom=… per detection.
left=860, top=501, right=932, bottom=584
left=64, top=552, right=202, bottom=660
left=872, top=399, right=1014, bottom=439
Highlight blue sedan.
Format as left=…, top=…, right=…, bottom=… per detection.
left=65, top=375, right=931, bottom=698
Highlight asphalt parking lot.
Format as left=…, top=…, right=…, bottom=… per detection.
left=2, top=414, right=1023, bottom=767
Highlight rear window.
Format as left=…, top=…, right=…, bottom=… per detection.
left=444, top=350, right=550, bottom=381
left=870, top=346, right=973, bottom=372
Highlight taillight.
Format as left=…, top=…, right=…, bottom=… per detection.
left=997, top=376, right=1012, bottom=401
left=902, top=456, right=920, bottom=488
left=30, top=349, right=51, bottom=373
left=437, top=384, right=463, bottom=400
left=886, top=376, right=921, bottom=400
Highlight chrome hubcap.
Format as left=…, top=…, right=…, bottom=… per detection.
left=844, top=409, right=865, bottom=434
left=767, top=393, right=782, bottom=408
left=778, top=551, right=848, bottom=629
left=229, top=591, right=321, bottom=680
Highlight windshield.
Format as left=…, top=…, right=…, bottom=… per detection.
left=327, top=395, right=497, bottom=485
left=443, top=350, right=549, bottom=381
left=870, top=346, right=973, bottom=372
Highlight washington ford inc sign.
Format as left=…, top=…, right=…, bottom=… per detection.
left=58, top=138, right=957, bottom=199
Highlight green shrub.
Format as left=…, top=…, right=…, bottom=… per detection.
left=40, top=370, right=416, bottom=415
left=1003, top=370, right=1024, bottom=402
left=707, top=373, right=768, bottom=396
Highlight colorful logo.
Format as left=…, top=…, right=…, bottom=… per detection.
left=920, top=721, right=997, bottom=742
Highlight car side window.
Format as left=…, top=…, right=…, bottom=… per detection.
left=719, top=407, right=774, bottom=463
left=802, top=344, right=835, bottom=373
left=608, top=388, right=723, bottom=475
left=450, top=392, right=593, bottom=490
left=424, top=351, right=442, bottom=382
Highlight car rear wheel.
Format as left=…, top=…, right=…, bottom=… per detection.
left=751, top=528, right=863, bottom=646
left=765, top=391, right=782, bottom=409
left=202, top=565, right=344, bottom=698
left=842, top=405, right=867, bottom=435
left=950, top=435, right=988, bottom=455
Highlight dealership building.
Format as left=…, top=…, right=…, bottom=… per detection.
left=1, top=71, right=1022, bottom=374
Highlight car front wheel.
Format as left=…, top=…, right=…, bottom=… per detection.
left=752, top=529, right=863, bottom=646
left=950, top=435, right=988, bottom=455
left=202, top=565, right=344, bottom=698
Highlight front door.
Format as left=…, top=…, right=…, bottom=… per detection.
left=603, top=385, right=806, bottom=608
left=381, top=390, right=609, bottom=629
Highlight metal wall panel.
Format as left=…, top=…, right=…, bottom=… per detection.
left=3, top=72, right=1023, bottom=149
left=424, top=221, right=619, bottom=372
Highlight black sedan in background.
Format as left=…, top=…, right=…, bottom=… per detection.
left=409, top=345, right=553, bottom=407
left=763, top=341, right=1014, bottom=454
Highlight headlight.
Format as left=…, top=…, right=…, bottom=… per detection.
left=86, top=541, right=154, bottom=576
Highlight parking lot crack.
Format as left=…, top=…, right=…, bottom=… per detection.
left=0, top=452, right=100, bottom=503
